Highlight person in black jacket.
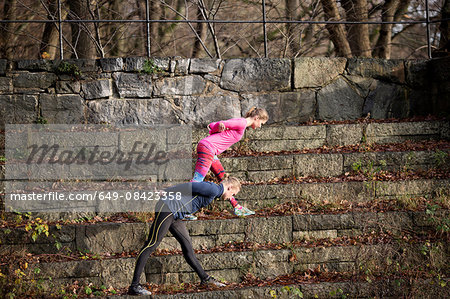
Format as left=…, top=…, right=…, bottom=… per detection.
left=128, top=176, right=241, bottom=296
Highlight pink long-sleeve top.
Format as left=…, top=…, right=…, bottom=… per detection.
left=199, top=118, right=247, bottom=155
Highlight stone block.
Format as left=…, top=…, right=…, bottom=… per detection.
left=326, top=123, right=364, bottom=146
left=81, top=79, right=112, bottom=100
left=353, top=212, right=382, bottom=229
left=0, top=242, right=75, bottom=255
left=245, top=216, right=292, bottom=244
left=294, top=153, right=343, bottom=177
left=0, top=94, right=37, bottom=127
left=216, top=233, right=246, bottom=246
left=13, top=72, right=57, bottom=89
left=0, top=77, right=12, bottom=92
left=123, top=57, right=146, bottom=72
left=248, top=139, right=325, bottom=152
left=152, top=57, right=170, bottom=71
left=167, top=126, right=192, bottom=145
left=344, top=151, right=435, bottom=173
left=247, top=155, right=294, bottom=171
left=173, top=58, right=190, bottom=74
left=75, top=223, right=147, bottom=254
left=298, top=181, right=371, bottom=203
left=365, top=121, right=441, bottom=143
left=294, top=57, right=346, bottom=88
left=189, top=58, right=221, bottom=73
left=62, top=59, right=98, bottom=73
left=87, top=98, right=178, bottom=125
left=253, top=251, right=293, bottom=279
left=98, top=58, right=123, bottom=72
left=247, top=169, right=293, bottom=182
left=377, top=179, right=439, bottom=198
left=221, top=58, right=291, bottom=92
left=238, top=184, right=298, bottom=200
left=293, top=214, right=355, bottom=231
left=344, top=75, right=377, bottom=98
left=16, top=59, right=55, bottom=71
left=405, top=60, right=429, bottom=88
left=220, top=156, right=249, bottom=172
left=347, top=58, right=405, bottom=83
left=241, top=90, right=315, bottom=124
left=362, top=81, right=407, bottom=119
left=40, top=94, right=85, bottom=124
left=112, top=72, right=152, bottom=98
left=294, top=230, right=338, bottom=240
left=293, top=245, right=359, bottom=264
left=153, top=75, right=206, bottom=96
left=186, top=218, right=246, bottom=235
left=337, top=228, right=363, bottom=237
left=317, top=77, right=364, bottom=120
left=245, top=124, right=326, bottom=140
left=173, top=94, right=240, bottom=126
left=100, top=258, right=139, bottom=287
left=55, top=80, right=81, bottom=94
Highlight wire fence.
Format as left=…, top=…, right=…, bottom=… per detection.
left=0, top=0, right=448, bottom=59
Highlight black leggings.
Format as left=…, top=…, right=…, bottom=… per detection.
left=131, top=203, right=208, bottom=286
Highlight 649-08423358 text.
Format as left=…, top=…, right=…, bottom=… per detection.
left=8, top=191, right=183, bottom=201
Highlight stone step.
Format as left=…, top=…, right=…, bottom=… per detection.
left=236, top=178, right=449, bottom=208
left=110, top=278, right=447, bottom=299
left=1, top=141, right=448, bottom=184
left=4, top=241, right=445, bottom=290
left=1, top=176, right=447, bottom=222
left=1, top=208, right=444, bottom=256
left=193, top=120, right=448, bottom=152
left=220, top=148, right=449, bottom=182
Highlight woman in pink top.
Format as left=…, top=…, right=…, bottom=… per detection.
left=188, top=107, right=269, bottom=219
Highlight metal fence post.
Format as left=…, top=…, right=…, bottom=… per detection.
left=145, top=0, right=151, bottom=57
left=262, top=0, right=268, bottom=58
left=58, top=0, right=63, bottom=59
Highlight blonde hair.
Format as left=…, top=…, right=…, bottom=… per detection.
left=245, top=107, right=269, bottom=121
left=222, top=175, right=241, bottom=190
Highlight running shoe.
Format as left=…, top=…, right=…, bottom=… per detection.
left=201, top=276, right=226, bottom=288
left=127, top=284, right=151, bottom=296
left=234, top=205, right=255, bottom=217
left=183, top=214, right=198, bottom=221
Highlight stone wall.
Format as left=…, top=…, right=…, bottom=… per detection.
left=1, top=56, right=449, bottom=130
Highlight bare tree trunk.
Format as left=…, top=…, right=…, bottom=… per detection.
left=192, top=1, right=207, bottom=57
left=320, top=0, right=352, bottom=57
left=285, top=0, right=300, bottom=55
left=149, top=0, right=162, bottom=54
left=393, top=0, right=410, bottom=22
left=67, top=0, right=96, bottom=58
left=342, top=0, right=371, bottom=57
left=0, top=0, right=17, bottom=59
left=109, top=0, right=126, bottom=56
left=40, top=0, right=60, bottom=59
left=372, top=0, right=400, bottom=58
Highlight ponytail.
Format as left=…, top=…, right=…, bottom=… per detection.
left=245, top=107, right=269, bottom=121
